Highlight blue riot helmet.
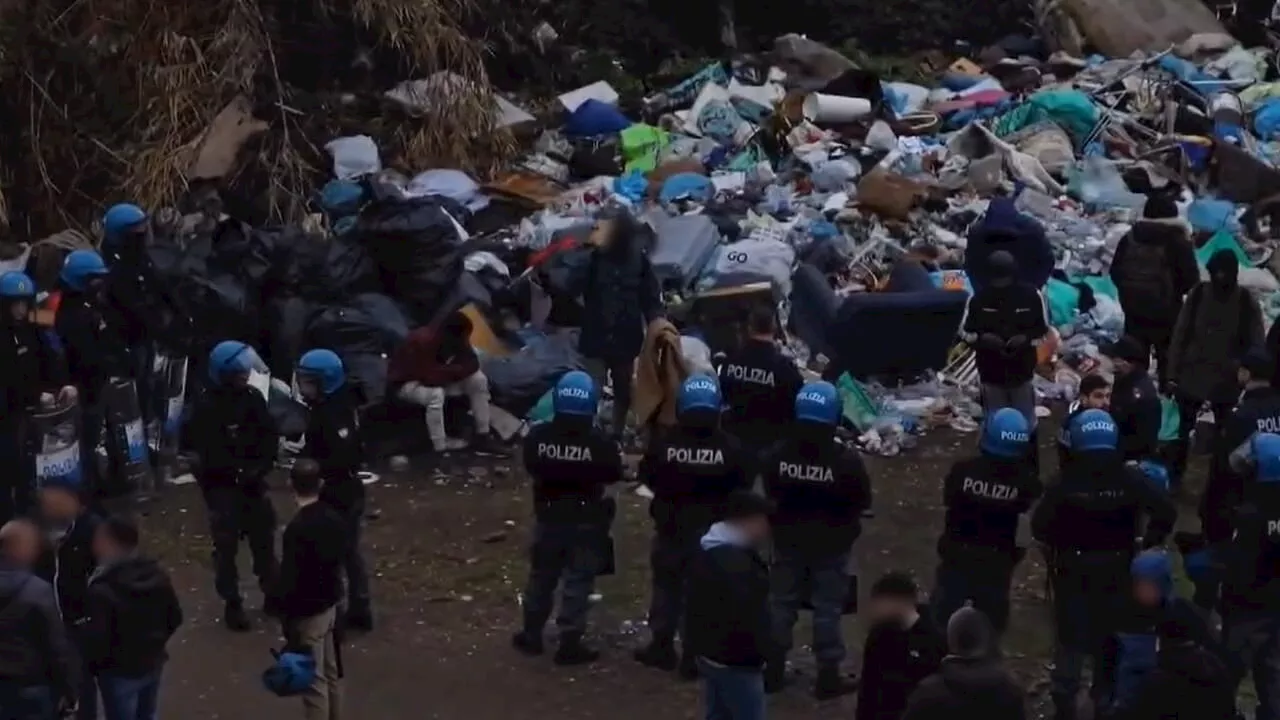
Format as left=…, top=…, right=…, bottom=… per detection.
left=296, top=349, right=345, bottom=401
left=1067, top=409, right=1119, bottom=453
left=1253, top=433, right=1280, bottom=483
left=795, top=381, right=839, bottom=425
left=102, top=203, right=149, bottom=244
left=677, top=373, right=721, bottom=415
left=261, top=650, right=317, bottom=697
left=980, top=408, right=1030, bottom=458
left=0, top=272, right=36, bottom=323
left=207, top=340, right=266, bottom=386
left=60, top=249, right=108, bottom=292
left=552, top=370, right=597, bottom=418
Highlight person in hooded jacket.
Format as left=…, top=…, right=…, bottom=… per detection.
left=1058, top=374, right=1111, bottom=471
left=959, top=250, right=1051, bottom=475
left=1101, top=336, right=1163, bottom=466
left=963, top=195, right=1055, bottom=293
left=1032, top=410, right=1176, bottom=720
left=0, top=271, right=72, bottom=524
left=718, top=302, right=803, bottom=470
left=513, top=371, right=623, bottom=666
left=33, top=477, right=100, bottom=720
left=635, top=374, right=749, bottom=679
left=857, top=572, right=946, bottom=720
left=1222, top=431, right=1280, bottom=720
left=1108, top=194, right=1199, bottom=385
left=187, top=341, right=278, bottom=632
left=296, top=348, right=372, bottom=633
left=1115, top=613, right=1235, bottom=720
left=82, top=515, right=182, bottom=720
left=932, top=408, right=1042, bottom=636
left=386, top=310, right=503, bottom=457
left=1167, top=249, right=1264, bottom=484
left=762, top=381, right=872, bottom=699
left=577, top=210, right=664, bottom=439
left=55, top=249, right=134, bottom=502
left=902, top=607, right=1026, bottom=720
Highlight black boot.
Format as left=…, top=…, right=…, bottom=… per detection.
left=677, top=652, right=699, bottom=681
left=224, top=602, right=251, bottom=632
left=633, top=640, right=678, bottom=671
left=814, top=665, right=857, bottom=700
left=512, top=630, right=544, bottom=656
left=554, top=633, right=600, bottom=666
left=764, top=659, right=788, bottom=694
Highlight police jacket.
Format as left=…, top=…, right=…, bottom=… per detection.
left=0, top=563, right=77, bottom=700
left=1031, top=453, right=1175, bottom=553
left=959, top=283, right=1049, bottom=387
left=1222, top=477, right=1280, bottom=613
left=522, top=418, right=622, bottom=520
left=34, top=512, right=99, bottom=637
left=718, top=338, right=804, bottom=448
left=187, top=384, right=278, bottom=493
left=1111, top=369, right=1161, bottom=463
left=640, top=425, right=749, bottom=536
left=54, top=291, right=133, bottom=405
left=1057, top=401, right=1088, bottom=470
left=0, top=318, right=66, bottom=426
left=1209, top=384, right=1280, bottom=534
left=303, top=389, right=365, bottom=514
left=940, top=455, right=1042, bottom=559
left=762, top=431, right=872, bottom=555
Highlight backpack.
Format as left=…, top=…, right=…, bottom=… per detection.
left=1120, top=239, right=1175, bottom=313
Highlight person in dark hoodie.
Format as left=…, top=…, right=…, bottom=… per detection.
left=387, top=310, right=503, bottom=457
left=82, top=515, right=182, bottom=720
left=1101, top=336, right=1163, bottom=466
left=685, top=490, right=775, bottom=720
left=1116, top=614, right=1235, bottom=720
left=296, top=349, right=372, bottom=632
left=763, top=381, right=872, bottom=699
left=54, top=249, right=134, bottom=502
left=576, top=209, right=664, bottom=439
left=902, top=607, right=1026, bottom=720
left=186, top=341, right=279, bottom=632
left=932, top=409, right=1042, bottom=636
left=718, top=302, right=804, bottom=471
left=635, top=375, right=749, bottom=679
left=33, top=477, right=100, bottom=720
left=1166, top=249, right=1264, bottom=483
left=857, top=572, right=946, bottom=720
left=1108, top=194, right=1199, bottom=384
left=963, top=196, right=1055, bottom=293
left=959, top=250, right=1051, bottom=472
left=0, top=518, right=78, bottom=719
left=1058, top=374, right=1112, bottom=471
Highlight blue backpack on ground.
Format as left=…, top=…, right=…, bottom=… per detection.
left=262, top=650, right=316, bottom=697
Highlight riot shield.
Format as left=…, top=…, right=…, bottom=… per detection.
left=32, top=401, right=81, bottom=490
left=147, top=351, right=189, bottom=485
left=102, top=378, right=157, bottom=500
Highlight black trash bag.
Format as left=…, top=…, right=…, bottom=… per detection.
left=481, top=328, right=584, bottom=416
left=342, top=353, right=390, bottom=407
left=280, top=235, right=380, bottom=302
left=348, top=293, right=411, bottom=343
left=208, top=219, right=273, bottom=289
left=267, top=383, right=309, bottom=438
left=351, top=196, right=469, bottom=322
left=538, top=244, right=594, bottom=297
left=264, top=296, right=314, bottom=378
left=306, top=296, right=409, bottom=357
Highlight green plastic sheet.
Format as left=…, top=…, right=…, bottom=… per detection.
left=837, top=373, right=880, bottom=431
left=1195, top=229, right=1254, bottom=268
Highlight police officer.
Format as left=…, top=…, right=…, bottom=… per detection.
left=932, top=408, right=1042, bottom=636
left=187, top=341, right=279, bottom=631
left=101, top=203, right=161, bottom=422
left=1223, top=432, right=1280, bottom=720
left=1103, top=336, right=1162, bottom=465
left=513, top=371, right=623, bottom=666
left=1200, top=348, right=1280, bottom=612
left=296, top=348, right=373, bottom=631
left=1031, top=409, right=1176, bottom=720
left=763, top=381, right=872, bottom=699
left=54, top=250, right=133, bottom=501
left=1058, top=373, right=1111, bottom=471
left=635, top=374, right=749, bottom=678
left=718, top=303, right=803, bottom=468
left=0, top=271, right=73, bottom=523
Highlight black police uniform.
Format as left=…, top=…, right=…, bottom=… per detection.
left=55, top=290, right=134, bottom=499
left=762, top=432, right=872, bottom=674
left=188, top=381, right=279, bottom=615
left=1031, top=455, right=1175, bottom=717
left=932, top=453, right=1042, bottom=633
left=303, top=387, right=370, bottom=623
left=1221, top=470, right=1280, bottom=716
left=0, top=315, right=67, bottom=522
left=1111, top=369, right=1162, bottom=464
left=718, top=337, right=803, bottom=466
left=517, top=417, right=622, bottom=660
left=637, top=423, right=748, bottom=668
left=1057, top=401, right=1088, bottom=471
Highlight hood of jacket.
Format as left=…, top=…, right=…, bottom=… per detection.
left=937, top=656, right=1014, bottom=693
left=701, top=521, right=751, bottom=550
left=90, top=555, right=169, bottom=596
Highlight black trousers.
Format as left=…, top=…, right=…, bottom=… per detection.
left=203, top=485, right=278, bottom=606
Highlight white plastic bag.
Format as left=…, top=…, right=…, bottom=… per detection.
left=325, top=135, right=381, bottom=180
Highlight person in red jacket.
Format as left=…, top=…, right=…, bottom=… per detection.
left=387, top=311, right=502, bottom=456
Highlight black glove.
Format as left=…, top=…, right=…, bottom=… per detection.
left=1005, top=334, right=1029, bottom=350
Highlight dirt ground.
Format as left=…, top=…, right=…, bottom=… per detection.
left=139, top=427, right=1198, bottom=720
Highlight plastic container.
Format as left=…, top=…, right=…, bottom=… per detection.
left=802, top=93, right=873, bottom=123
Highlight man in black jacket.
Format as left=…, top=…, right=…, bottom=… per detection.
left=83, top=515, right=182, bottom=720
left=718, top=303, right=804, bottom=467
left=0, top=518, right=77, bottom=718
left=685, top=491, right=774, bottom=720
left=34, top=478, right=100, bottom=720
left=271, top=460, right=348, bottom=720
left=857, top=572, right=946, bottom=720
left=1102, top=336, right=1162, bottom=466
left=903, top=607, right=1026, bottom=720
left=959, top=251, right=1050, bottom=472
left=1115, top=614, right=1234, bottom=720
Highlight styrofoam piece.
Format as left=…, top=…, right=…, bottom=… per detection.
left=801, top=93, right=873, bottom=123
left=558, top=81, right=620, bottom=112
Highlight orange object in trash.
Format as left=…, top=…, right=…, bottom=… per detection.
left=1037, top=328, right=1061, bottom=365
left=34, top=291, right=60, bottom=327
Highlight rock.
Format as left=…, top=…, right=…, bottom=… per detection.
left=481, top=531, right=509, bottom=544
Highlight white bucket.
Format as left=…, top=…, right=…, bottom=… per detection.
left=802, top=93, right=873, bottom=123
